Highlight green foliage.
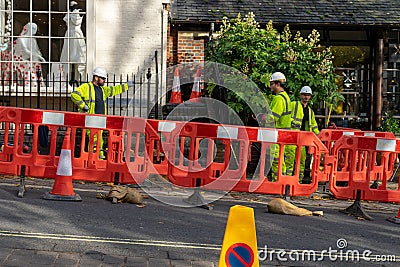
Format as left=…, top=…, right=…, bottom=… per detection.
left=206, top=13, right=340, bottom=121
left=379, top=112, right=400, bottom=134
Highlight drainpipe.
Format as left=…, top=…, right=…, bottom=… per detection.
left=373, top=37, right=384, bottom=130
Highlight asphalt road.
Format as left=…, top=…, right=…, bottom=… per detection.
left=0, top=177, right=399, bottom=266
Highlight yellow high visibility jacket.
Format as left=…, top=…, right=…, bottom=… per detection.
left=290, top=101, right=319, bottom=134
left=269, top=91, right=292, bottom=129
left=71, top=82, right=128, bottom=114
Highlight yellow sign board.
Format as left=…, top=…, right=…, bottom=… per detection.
left=219, top=205, right=259, bottom=267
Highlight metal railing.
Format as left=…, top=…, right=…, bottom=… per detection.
left=0, top=51, right=162, bottom=118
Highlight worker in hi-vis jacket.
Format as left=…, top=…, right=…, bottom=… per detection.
left=268, top=72, right=292, bottom=181
left=286, top=86, right=319, bottom=182
left=71, top=67, right=133, bottom=159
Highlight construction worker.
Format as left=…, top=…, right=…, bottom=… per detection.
left=286, top=86, right=320, bottom=182
left=71, top=67, right=132, bottom=158
left=268, top=72, right=292, bottom=180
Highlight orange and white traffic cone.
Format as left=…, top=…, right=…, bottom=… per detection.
left=43, top=129, right=81, bottom=201
left=387, top=207, right=400, bottom=224
left=169, top=67, right=182, bottom=104
left=189, top=67, right=201, bottom=102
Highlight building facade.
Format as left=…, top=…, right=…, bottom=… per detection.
left=0, top=0, right=168, bottom=85
left=168, top=0, right=400, bottom=129
left=0, top=0, right=169, bottom=116
left=2, top=0, right=400, bottom=129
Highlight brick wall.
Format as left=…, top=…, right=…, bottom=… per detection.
left=178, top=32, right=205, bottom=63
left=167, top=31, right=206, bottom=66
left=165, top=31, right=208, bottom=102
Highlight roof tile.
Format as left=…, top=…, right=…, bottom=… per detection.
left=172, top=0, right=400, bottom=26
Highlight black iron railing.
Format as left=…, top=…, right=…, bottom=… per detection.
left=0, top=51, right=161, bottom=118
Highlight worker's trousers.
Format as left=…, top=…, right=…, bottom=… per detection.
left=269, top=144, right=287, bottom=181
left=85, top=129, right=106, bottom=159
left=286, top=145, right=312, bottom=182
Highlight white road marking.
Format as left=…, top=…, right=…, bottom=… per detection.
left=1, top=230, right=398, bottom=262
left=0, top=230, right=221, bottom=250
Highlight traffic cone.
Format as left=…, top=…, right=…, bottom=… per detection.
left=387, top=207, right=400, bottom=224
left=189, top=67, right=201, bottom=102
left=219, top=205, right=259, bottom=267
left=43, top=129, right=81, bottom=201
left=169, top=67, right=182, bottom=104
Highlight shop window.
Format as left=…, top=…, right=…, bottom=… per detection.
left=0, top=0, right=87, bottom=88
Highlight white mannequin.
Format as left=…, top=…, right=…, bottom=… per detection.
left=13, top=22, right=44, bottom=86
left=60, top=1, right=86, bottom=84
left=14, top=22, right=45, bottom=62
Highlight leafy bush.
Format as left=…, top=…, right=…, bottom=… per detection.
left=380, top=112, right=400, bottom=134
left=206, top=13, right=343, bottom=123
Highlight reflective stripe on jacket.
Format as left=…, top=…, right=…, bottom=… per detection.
left=71, top=82, right=128, bottom=114
left=269, top=91, right=292, bottom=129
left=290, top=101, right=319, bottom=134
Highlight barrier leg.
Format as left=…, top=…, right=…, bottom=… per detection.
left=183, top=178, right=213, bottom=210
left=387, top=208, right=400, bottom=224
left=317, top=182, right=330, bottom=194
left=340, top=190, right=373, bottom=220
left=370, top=179, right=379, bottom=189
left=283, top=184, right=291, bottom=201
left=112, top=173, right=120, bottom=204
left=17, top=165, right=26, bottom=198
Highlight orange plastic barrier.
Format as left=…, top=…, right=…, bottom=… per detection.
left=318, top=128, right=394, bottom=152
left=329, top=135, right=400, bottom=203
left=146, top=119, right=175, bottom=176
left=318, top=128, right=368, bottom=154
left=166, top=121, right=249, bottom=191
left=243, top=128, right=329, bottom=196
left=0, top=107, right=25, bottom=175
left=158, top=120, right=329, bottom=197
left=317, top=129, right=395, bottom=183
left=0, top=107, right=158, bottom=184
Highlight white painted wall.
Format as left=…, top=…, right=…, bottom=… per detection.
left=88, top=0, right=168, bottom=77
left=87, top=0, right=169, bottom=117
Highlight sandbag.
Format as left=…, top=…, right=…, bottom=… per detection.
left=98, top=185, right=143, bottom=204
left=267, top=198, right=313, bottom=216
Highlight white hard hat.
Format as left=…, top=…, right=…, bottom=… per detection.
left=92, top=67, right=107, bottom=79
left=270, top=72, right=286, bottom=83
left=300, top=86, right=312, bottom=94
